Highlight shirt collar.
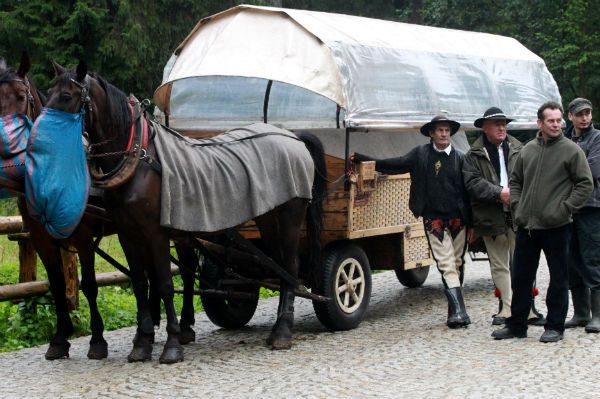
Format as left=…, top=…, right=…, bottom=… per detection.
left=433, top=143, right=452, bottom=155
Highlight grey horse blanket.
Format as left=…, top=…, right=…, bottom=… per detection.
left=153, top=122, right=314, bottom=232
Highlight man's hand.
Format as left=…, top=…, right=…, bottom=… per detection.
left=467, top=228, right=477, bottom=244
left=499, top=187, right=510, bottom=205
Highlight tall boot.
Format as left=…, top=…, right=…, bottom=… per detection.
left=445, top=287, right=471, bottom=328
left=565, top=287, right=591, bottom=328
left=585, top=289, right=600, bottom=333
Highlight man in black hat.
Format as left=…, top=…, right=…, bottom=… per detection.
left=463, top=107, right=544, bottom=326
left=352, top=115, right=472, bottom=328
left=564, top=97, right=600, bottom=333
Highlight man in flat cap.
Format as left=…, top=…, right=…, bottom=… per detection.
left=463, top=107, right=544, bottom=326
left=352, top=115, right=472, bottom=328
left=492, top=101, right=592, bottom=343
left=564, top=97, right=600, bottom=333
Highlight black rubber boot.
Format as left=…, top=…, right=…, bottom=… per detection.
left=565, top=287, right=591, bottom=328
left=585, top=289, right=600, bottom=333
left=445, top=287, right=471, bottom=328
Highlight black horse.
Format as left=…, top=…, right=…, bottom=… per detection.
left=0, top=53, right=111, bottom=360
left=44, top=61, right=326, bottom=364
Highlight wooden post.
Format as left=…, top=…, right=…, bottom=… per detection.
left=60, top=247, right=79, bottom=311
left=7, top=232, right=38, bottom=283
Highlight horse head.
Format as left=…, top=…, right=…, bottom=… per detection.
left=0, top=52, right=43, bottom=119
left=48, top=61, right=132, bottom=174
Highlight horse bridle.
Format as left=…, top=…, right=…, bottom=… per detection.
left=5, top=77, right=37, bottom=120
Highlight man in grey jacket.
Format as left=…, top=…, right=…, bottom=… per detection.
left=463, top=107, right=543, bottom=326
left=492, top=101, right=593, bottom=343
left=564, top=98, right=600, bottom=333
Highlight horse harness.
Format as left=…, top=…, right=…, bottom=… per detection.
left=2, top=76, right=37, bottom=120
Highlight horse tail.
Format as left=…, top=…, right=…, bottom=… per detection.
left=295, top=130, right=327, bottom=273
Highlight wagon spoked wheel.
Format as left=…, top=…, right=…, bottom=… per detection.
left=199, top=258, right=259, bottom=329
left=313, top=242, right=372, bottom=330
left=394, top=266, right=430, bottom=288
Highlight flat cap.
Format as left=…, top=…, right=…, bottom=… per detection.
left=568, top=98, right=592, bottom=114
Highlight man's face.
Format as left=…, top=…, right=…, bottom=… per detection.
left=482, top=119, right=507, bottom=146
left=537, top=108, right=563, bottom=140
left=568, top=108, right=592, bottom=133
left=430, top=122, right=451, bottom=149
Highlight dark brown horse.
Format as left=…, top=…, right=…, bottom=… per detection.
left=0, top=54, right=110, bottom=360
left=45, top=61, right=326, bottom=364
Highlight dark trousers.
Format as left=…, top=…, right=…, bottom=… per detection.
left=569, top=208, right=600, bottom=291
left=506, top=225, right=571, bottom=333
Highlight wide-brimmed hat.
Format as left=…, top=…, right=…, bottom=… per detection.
left=419, top=115, right=461, bottom=137
left=474, top=107, right=514, bottom=128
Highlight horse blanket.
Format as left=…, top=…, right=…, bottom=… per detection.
left=25, top=107, right=90, bottom=239
left=153, top=122, right=314, bottom=232
left=0, top=114, right=31, bottom=198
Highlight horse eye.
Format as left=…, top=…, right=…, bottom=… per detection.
left=60, top=92, right=73, bottom=101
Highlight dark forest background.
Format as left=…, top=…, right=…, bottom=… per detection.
left=1, top=0, right=598, bottom=116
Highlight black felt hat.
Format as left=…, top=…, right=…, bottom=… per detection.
left=474, top=107, right=514, bottom=128
left=419, top=115, right=461, bottom=137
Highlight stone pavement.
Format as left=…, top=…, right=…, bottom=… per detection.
left=1, top=255, right=599, bottom=399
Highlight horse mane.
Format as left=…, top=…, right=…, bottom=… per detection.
left=57, top=70, right=132, bottom=138
left=0, top=67, right=18, bottom=84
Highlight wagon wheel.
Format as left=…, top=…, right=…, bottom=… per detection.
left=199, top=258, right=259, bottom=329
left=312, top=242, right=372, bottom=331
left=394, top=266, right=430, bottom=288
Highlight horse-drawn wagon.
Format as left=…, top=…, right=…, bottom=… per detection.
left=1, top=5, right=561, bottom=363
left=152, top=5, right=561, bottom=332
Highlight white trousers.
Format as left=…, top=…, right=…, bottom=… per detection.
left=483, top=230, right=515, bottom=317
left=426, top=227, right=467, bottom=289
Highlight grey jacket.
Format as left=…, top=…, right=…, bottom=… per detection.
left=463, top=135, right=522, bottom=236
left=565, top=123, right=600, bottom=209
left=510, top=132, right=593, bottom=230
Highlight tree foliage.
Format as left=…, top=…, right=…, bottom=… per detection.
left=1, top=0, right=599, bottom=114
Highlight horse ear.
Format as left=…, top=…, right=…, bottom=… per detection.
left=52, top=61, right=67, bottom=77
left=16, top=51, right=31, bottom=78
left=76, top=61, right=88, bottom=83
left=0, top=57, right=6, bottom=71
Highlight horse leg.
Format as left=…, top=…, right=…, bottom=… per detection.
left=174, top=240, right=198, bottom=345
left=148, top=235, right=184, bottom=364
left=119, top=236, right=155, bottom=362
left=148, top=266, right=162, bottom=328
left=75, top=231, right=108, bottom=360
left=33, top=235, right=73, bottom=359
left=259, top=200, right=307, bottom=350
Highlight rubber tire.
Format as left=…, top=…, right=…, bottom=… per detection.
left=199, top=258, right=259, bottom=329
left=395, top=266, right=430, bottom=288
left=313, top=242, right=372, bottom=331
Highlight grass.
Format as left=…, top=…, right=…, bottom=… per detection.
left=0, top=229, right=278, bottom=353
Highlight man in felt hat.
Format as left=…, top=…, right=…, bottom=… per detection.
left=463, top=107, right=545, bottom=326
left=352, top=114, right=472, bottom=328
left=492, top=101, right=592, bottom=343
left=564, top=98, right=600, bottom=333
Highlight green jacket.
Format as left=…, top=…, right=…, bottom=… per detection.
left=510, top=132, right=593, bottom=230
left=463, top=135, right=522, bottom=236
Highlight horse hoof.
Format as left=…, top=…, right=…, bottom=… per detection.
left=45, top=342, right=70, bottom=360
left=266, top=334, right=292, bottom=350
left=87, top=341, right=108, bottom=360
left=159, top=345, right=184, bottom=364
left=179, top=327, right=196, bottom=345
left=127, top=345, right=152, bottom=362
left=132, top=331, right=155, bottom=345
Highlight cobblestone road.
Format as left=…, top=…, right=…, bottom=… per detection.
left=1, top=255, right=599, bottom=399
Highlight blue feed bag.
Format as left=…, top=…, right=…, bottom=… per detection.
left=25, top=107, right=90, bottom=239
left=0, top=114, right=31, bottom=198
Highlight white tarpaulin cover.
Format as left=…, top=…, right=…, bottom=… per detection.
left=154, top=5, right=561, bottom=131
